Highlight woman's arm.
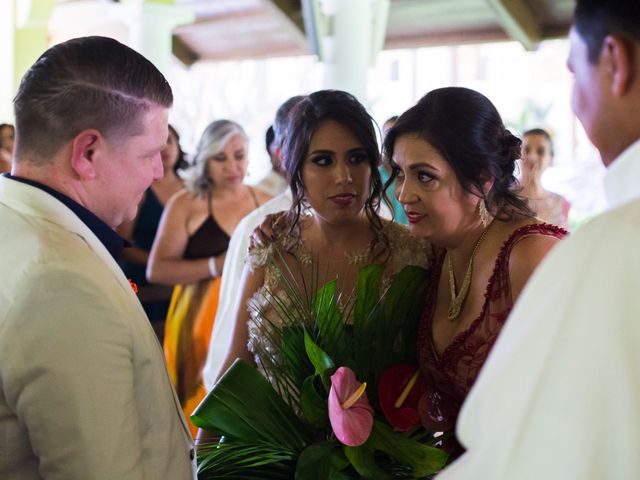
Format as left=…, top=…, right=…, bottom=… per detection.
left=119, top=246, right=149, bottom=266
left=147, top=191, right=224, bottom=285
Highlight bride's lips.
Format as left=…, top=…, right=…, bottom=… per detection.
left=405, top=211, right=426, bottom=224
left=329, top=193, right=356, bottom=207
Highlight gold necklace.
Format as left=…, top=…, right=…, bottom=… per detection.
left=447, top=221, right=493, bottom=321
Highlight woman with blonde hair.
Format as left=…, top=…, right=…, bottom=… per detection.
left=148, top=119, right=271, bottom=436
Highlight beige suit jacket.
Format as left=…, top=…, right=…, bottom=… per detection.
left=0, top=176, right=196, bottom=479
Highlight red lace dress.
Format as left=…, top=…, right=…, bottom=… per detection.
left=417, top=223, right=567, bottom=455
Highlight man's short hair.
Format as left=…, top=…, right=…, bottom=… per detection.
left=265, top=125, right=275, bottom=155
left=272, top=95, right=305, bottom=149
left=14, top=36, right=173, bottom=161
left=575, top=0, right=640, bottom=63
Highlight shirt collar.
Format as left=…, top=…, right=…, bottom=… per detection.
left=604, top=139, right=640, bottom=210
left=4, top=173, right=128, bottom=259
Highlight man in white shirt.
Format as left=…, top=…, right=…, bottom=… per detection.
left=437, top=1, right=640, bottom=479
left=254, top=125, right=288, bottom=196
left=202, top=96, right=303, bottom=389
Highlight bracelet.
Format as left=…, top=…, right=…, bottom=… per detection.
left=208, top=256, right=218, bottom=278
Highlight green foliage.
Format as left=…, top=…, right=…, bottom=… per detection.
left=191, top=359, right=310, bottom=452
left=195, top=263, right=447, bottom=478
left=197, top=441, right=296, bottom=479
left=296, top=442, right=350, bottom=479
left=304, top=329, right=336, bottom=390
left=299, top=375, right=329, bottom=428
left=368, top=421, right=449, bottom=478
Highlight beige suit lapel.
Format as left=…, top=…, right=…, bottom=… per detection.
left=0, top=176, right=194, bottom=440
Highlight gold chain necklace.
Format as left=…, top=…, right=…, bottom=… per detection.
left=447, top=221, right=493, bottom=321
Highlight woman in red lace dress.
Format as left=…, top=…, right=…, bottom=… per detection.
left=383, top=87, right=567, bottom=457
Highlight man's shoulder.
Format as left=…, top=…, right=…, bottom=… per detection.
left=569, top=199, right=640, bottom=247
left=232, top=191, right=292, bottom=238
left=526, top=199, right=640, bottom=286
left=1, top=205, right=93, bottom=264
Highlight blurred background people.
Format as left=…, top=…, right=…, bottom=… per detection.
left=253, top=124, right=288, bottom=196
left=0, top=123, right=15, bottom=174
left=147, top=119, right=272, bottom=437
left=520, top=128, right=571, bottom=229
left=201, top=95, right=303, bottom=393
left=118, top=124, right=187, bottom=341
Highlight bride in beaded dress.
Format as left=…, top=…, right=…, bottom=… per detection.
left=384, top=87, right=567, bottom=459
left=212, top=90, right=432, bottom=396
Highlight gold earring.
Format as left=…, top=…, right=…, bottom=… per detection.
left=478, top=200, right=490, bottom=227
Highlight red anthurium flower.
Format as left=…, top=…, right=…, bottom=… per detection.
left=378, top=364, right=426, bottom=432
left=128, top=279, right=138, bottom=294
left=328, top=367, right=374, bottom=447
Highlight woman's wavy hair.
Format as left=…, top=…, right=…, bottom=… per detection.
left=282, top=90, right=389, bottom=258
left=383, top=87, right=533, bottom=220
left=168, top=124, right=189, bottom=175
left=186, top=119, right=248, bottom=197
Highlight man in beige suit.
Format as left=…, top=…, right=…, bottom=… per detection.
left=0, top=36, right=195, bottom=479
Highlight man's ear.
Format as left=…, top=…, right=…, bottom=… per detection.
left=273, top=145, right=286, bottom=172
left=603, top=35, right=634, bottom=97
left=69, top=129, right=103, bottom=180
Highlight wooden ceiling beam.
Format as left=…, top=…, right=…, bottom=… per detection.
left=485, top=0, right=542, bottom=50
left=172, top=35, right=199, bottom=67
left=266, top=0, right=305, bottom=36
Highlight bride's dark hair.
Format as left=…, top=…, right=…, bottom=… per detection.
left=282, top=89, right=388, bottom=258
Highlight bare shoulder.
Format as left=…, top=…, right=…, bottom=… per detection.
left=166, top=188, right=209, bottom=221
left=506, top=219, right=567, bottom=298
left=165, top=187, right=193, bottom=212
left=252, top=187, right=275, bottom=206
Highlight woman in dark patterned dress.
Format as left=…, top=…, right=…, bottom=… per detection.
left=384, top=87, right=567, bottom=458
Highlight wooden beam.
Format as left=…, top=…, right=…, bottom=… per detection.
left=266, top=0, right=305, bottom=37
left=172, top=35, right=199, bottom=67
left=485, top=0, right=542, bottom=51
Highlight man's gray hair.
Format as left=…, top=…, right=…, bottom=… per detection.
left=186, top=119, right=248, bottom=197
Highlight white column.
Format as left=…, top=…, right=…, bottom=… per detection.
left=317, top=0, right=389, bottom=104
left=123, top=2, right=194, bottom=79
left=0, top=0, right=16, bottom=122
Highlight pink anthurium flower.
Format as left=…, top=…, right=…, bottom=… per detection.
left=328, top=367, right=374, bottom=446
left=378, top=364, right=426, bottom=432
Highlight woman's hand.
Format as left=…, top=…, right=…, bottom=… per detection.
left=249, top=211, right=288, bottom=251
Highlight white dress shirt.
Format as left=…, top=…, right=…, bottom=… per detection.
left=437, top=139, right=640, bottom=480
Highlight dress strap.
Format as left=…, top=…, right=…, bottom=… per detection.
left=248, top=186, right=260, bottom=208
left=207, top=190, right=215, bottom=218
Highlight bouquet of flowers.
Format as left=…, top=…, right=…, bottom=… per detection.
left=192, top=261, right=448, bottom=479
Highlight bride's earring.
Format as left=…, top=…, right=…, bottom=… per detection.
left=478, top=200, right=490, bottom=227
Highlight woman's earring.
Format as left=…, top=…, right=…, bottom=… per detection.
left=478, top=200, right=490, bottom=227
